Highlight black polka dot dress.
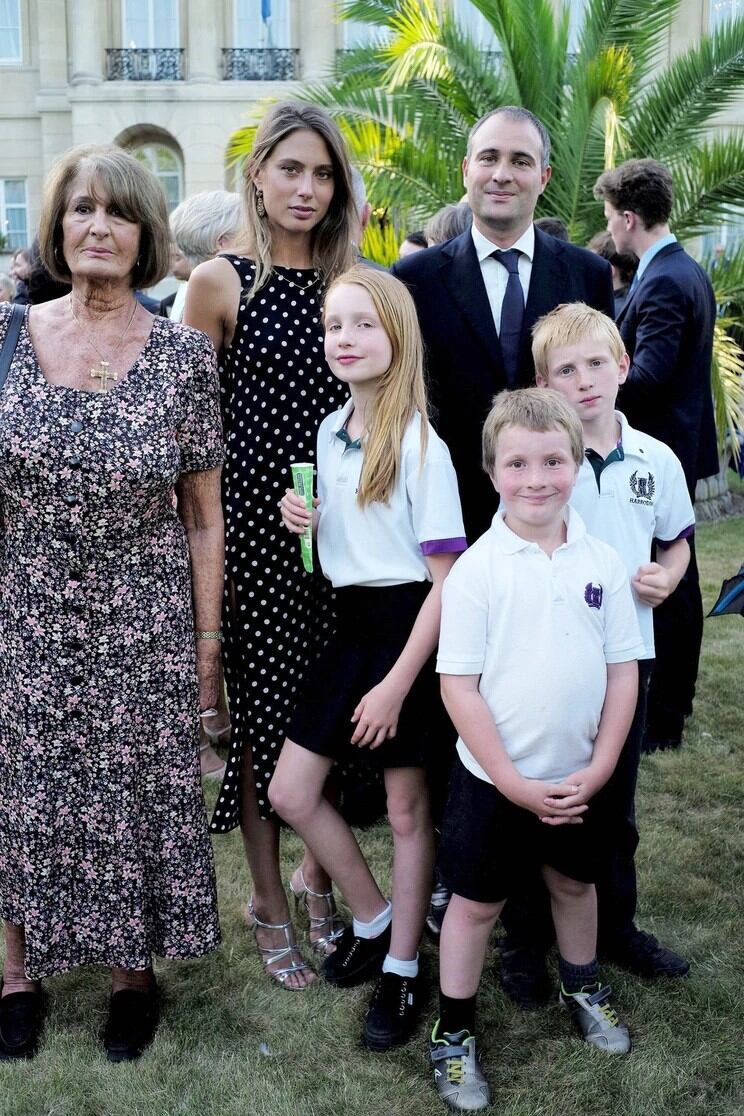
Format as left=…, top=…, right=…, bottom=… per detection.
left=210, top=256, right=348, bottom=831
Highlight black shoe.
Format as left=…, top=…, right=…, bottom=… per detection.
left=103, top=981, right=159, bottom=1063
left=363, top=972, right=420, bottom=1052
left=498, top=945, right=552, bottom=1009
left=0, top=985, right=44, bottom=1061
left=642, top=736, right=682, bottom=755
left=321, top=924, right=391, bottom=988
left=601, top=929, right=690, bottom=978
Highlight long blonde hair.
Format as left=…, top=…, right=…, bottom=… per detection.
left=240, top=102, right=356, bottom=300
left=324, top=266, right=429, bottom=507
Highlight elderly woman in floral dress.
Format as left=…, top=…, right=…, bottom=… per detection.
left=0, top=144, right=223, bottom=1062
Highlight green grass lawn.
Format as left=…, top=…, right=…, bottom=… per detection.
left=2, top=515, right=743, bottom=1116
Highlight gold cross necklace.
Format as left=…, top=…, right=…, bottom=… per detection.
left=69, top=296, right=138, bottom=392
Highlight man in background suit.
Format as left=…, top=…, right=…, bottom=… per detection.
left=594, top=159, right=718, bottom=752
left=392, top=105, right=614, bottom=543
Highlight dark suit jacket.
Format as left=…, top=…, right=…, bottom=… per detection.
left=159, top=290, right=177, bottom=317
left=616, top=241, right=718, bottom=493
left=392, top=226, right=614, bottom=540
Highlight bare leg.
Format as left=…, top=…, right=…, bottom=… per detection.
left=384, top=767, right=434, bottom=961
left=439, top=895, right=504, bottom=998
left=542, top=865, right=597, bottom=965
left=2, top=922, right=38, bottom=996
left=111, top=966, right=153, bottom=994
left=269, top=740, right=386, bottom=923
left=240, top=745, right=315, bottom=988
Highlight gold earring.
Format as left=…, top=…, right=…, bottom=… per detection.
left=256, top=189, right=265, bottom=218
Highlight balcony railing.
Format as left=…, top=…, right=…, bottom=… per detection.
left=222, top=48, right=299, bottom=81
left=106, top=48, right=185, bottom=81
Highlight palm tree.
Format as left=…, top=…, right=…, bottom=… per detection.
left=228, top=0, right=744, bottom=466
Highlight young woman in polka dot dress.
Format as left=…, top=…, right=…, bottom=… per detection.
left=185, top=102, right=357, bottom=989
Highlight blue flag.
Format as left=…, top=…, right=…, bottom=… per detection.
left=261, top=0, right=271, bottom=19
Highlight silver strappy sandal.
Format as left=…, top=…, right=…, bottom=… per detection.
left=288, top=868, right=346, bottom=957
left=244, top=898, right=315, bottom=990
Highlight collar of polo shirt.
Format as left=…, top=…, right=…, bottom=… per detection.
left=490, top=505, right=585, bottom=553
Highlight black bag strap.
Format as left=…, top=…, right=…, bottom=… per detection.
left=0, top=303, right=25, bottom=393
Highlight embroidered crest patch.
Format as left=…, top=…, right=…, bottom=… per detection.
left=584, top=582, right=604, bottom=609
left=629, top=469, right=655, bottom=505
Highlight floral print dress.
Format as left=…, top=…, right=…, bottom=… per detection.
left=0, top=306, right=223, bottom=980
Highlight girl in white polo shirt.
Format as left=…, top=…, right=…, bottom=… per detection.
left=270, top=266, right=466, bottom=1053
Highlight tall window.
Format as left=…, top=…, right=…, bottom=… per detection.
left=0, top=179, right=28, bottom=250
left=342, top=18, right=386, bottom=48
left=0, top=0, right=21, bottom=63
left=451, top=0, right=499, bottom=49
left=133, top=145, right=182, bottom=211
left=235, top=0, right=292, bottom=48
left=710, top=0, right=744, bottom=29
left=123, top=0, right=179, bottom=48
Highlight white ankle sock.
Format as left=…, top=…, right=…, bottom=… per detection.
left=353, top=900, right=392, bottom=939
left=382, top=952, right=419, bottom=978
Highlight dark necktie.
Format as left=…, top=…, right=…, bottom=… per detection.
left=492, top=248, right=524, bottom=388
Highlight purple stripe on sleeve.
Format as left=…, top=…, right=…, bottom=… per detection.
left=421, top=537, right=468, bottom=556
left=656, top=524, right=695, bottom=549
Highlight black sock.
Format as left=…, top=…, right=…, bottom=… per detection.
left=439, top=992, right=477, bottom=1036
left=558, top=955, right=599, bottom=994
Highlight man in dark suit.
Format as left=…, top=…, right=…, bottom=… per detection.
left=392, top=105, right=614, bottom=543
left=392, top=108, right=616, bottom=1002
left=594, top=159, right=718, bottom=751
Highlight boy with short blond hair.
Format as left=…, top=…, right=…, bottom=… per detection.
left=497, top=303, right=693, bottom=997
left=430, top=389, right=644, bottom=1112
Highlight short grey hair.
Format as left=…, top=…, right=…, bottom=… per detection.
left=349, top=166, right=368, bottom=218
left=169, top=189, right=242, bottom=268
left=0, top=273, right=14, bottom=299
left=467, top=106, right=551, bottom=169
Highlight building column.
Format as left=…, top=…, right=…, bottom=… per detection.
left=299, top=0, right=336, bottom=80
left=69, top=0, right=105, bottom=85
left=186, top=0, right=220, bottom=82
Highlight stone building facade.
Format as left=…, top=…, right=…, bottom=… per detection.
left=0, top=0, right=741, bottom=272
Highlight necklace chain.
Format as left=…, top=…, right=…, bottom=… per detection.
left=69, top=296, right=138, bottom=375
left=272, top=268, right=321, bottom=294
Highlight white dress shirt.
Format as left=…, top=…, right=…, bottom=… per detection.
left=471, top=223, right=535, bottom=336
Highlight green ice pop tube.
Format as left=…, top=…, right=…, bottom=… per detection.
left=290, top=462, right=314, bottom=573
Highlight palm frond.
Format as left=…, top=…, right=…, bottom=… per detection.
left=708, top=248, right=744, bottom=309
left=575, top=0, right=680, bottom=79
left=360, top=212, right=404, bottom=267
left=712, top=319, right=744, bottom=458
left=466, top=0, right=567, bottom=119
left=337, top=0, right=399, bottom=23
left=546, top=46, right=634, bottom=233
left=671, top=136, right=744, bottom=241
left=629, top=18, right=744, bottom=158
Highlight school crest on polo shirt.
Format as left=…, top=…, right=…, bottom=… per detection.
left=629, top=469, right=655, bottom=506
left=584, top=582, right=604, bottom=609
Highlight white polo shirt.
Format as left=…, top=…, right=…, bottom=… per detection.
left=437, top=508, right=645, bottom=785
left=570, top=411, right=695, bottom=660
left=316, top=401, right=467, bottom=588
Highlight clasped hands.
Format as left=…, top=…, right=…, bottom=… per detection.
left=506, top=765, right=606, bottom=826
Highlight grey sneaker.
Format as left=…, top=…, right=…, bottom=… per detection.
left=559, top=983, right=631, bottom=1053
left=430, top=1022, right=490, bottom=1111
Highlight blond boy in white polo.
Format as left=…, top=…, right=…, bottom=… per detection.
left=430, top=389, right=643, bottom=1112
left=514, top=302, right=694, bottom=984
